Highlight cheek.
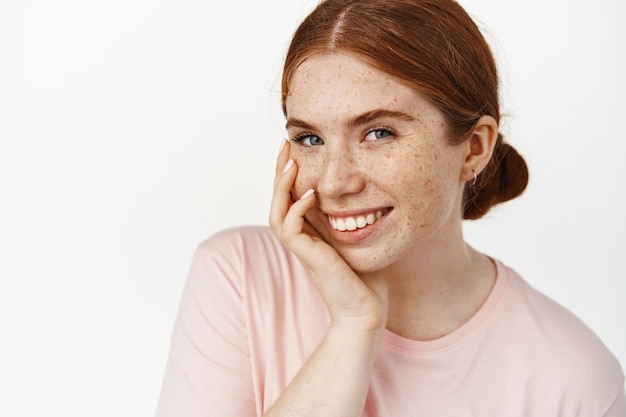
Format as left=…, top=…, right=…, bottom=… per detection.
left=389, top=142, right=460, bottom=209
left=289, top=151, right=323, bottom=195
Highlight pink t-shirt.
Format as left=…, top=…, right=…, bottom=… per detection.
left=156, top=226, right=626, bottom=416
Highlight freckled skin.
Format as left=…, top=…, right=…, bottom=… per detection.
left=286, top=53, right=469, bottom=274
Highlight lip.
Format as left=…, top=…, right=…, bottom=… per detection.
left=322, top=206, right=390, bottom=218
left=323, top=206, right=393, bottom=245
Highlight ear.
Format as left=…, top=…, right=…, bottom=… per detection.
left=460, top=115, right=498, bottom=182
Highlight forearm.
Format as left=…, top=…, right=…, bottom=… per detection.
left=267, top=144, right=387, bottom=416
left=264, top=325, right=383, bottom=417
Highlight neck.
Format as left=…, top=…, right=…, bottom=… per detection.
left=380, top=223, right=496, bottom=341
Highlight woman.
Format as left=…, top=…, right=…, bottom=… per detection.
left=156, top=0, right=625, bottom=415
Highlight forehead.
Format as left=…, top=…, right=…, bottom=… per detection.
left=286, top=53, right=439, bottom=122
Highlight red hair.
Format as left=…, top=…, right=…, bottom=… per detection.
left=281, top=0, right=528, bottom=219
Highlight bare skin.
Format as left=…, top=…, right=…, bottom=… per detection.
left=267, top=53, right=498, bottom=416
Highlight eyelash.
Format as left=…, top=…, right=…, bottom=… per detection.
left=291, top=133, right=323, bottom=146
left=364, top=126, right=396, bottom=141
left=291, top=126, right=397, bottom=147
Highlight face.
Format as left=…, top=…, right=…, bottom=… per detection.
left=285, top=53, right=468, bottom=273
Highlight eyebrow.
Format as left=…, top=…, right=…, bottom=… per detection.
left=285, top=109, right=417, bottom=130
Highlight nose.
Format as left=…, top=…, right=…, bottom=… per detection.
left=316, top=149, right=366, bottom=199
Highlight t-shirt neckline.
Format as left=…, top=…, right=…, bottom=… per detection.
left=381, top=258, right=510, bottom=354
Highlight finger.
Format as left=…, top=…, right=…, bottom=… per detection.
left=269, top=153, right=298, bottom=232
left=274, top=139, right=291, bottom=185
left=281, top=188, right=316, bottom=243
left=281, top=189, right=340, bottom=268
left=301, top=215, right=323, bottom=240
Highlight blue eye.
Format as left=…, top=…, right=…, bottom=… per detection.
left=364, top=128, right=394, bottom=141
left=293, top=134, right=324, bottom=146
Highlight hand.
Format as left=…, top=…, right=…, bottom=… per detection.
left=269, top=140, right=388, bottom=333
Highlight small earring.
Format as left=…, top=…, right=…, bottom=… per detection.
left=472, top=169, right=477, bottom=186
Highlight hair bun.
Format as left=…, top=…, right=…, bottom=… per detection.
left=464, top=137, right=529, bottom=220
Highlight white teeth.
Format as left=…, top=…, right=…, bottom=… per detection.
left=356, top=216, right=367, bottom=228
left=328, top=209, right=389, bottom=232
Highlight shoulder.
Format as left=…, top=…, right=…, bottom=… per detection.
left=500, top=263, right=614, bottom=358
left=496, top=261, right=625, bottom=413
left=197, top=225, right=285, bottom=257
left=192, top=225, right=309, bottom=296
left=194, top=225, right=294, bottom=271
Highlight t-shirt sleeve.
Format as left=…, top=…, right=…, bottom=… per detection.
left=603, top=386, right=626, bottom=417
left=155, top=231, right=256, bottom=417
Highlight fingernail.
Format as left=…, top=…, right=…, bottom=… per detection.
left=300, top=189, right=314, bottom=200
left=282, top=159, right=294, bottom=174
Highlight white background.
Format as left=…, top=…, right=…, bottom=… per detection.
left=1, top=0, right=624, bottom=415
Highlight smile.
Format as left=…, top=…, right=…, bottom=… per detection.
left=328, top=208, right=391, bottom=232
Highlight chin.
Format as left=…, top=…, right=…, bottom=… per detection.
left=335, top=246, right=393, bottom=275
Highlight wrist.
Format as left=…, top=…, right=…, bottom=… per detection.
left=327, top=319, right=386, bottom=350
